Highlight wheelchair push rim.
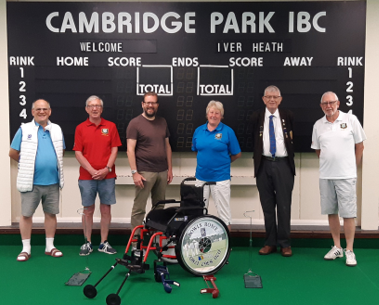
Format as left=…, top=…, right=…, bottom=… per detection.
left=175, top=215, right=230, bottom=276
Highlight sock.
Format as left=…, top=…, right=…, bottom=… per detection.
left=45, top=237, right=55, bottom=252
left=21, top=239, right=31, bottom=255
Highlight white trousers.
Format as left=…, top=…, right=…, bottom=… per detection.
left=195, top=179, right=232, bottom=226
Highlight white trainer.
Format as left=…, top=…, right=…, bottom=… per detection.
left=324, top=246, right=343, bottom=260
left=345, top=249, right=357, bottom=267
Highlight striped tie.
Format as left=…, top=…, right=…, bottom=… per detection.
left=269, top=115, right=276, bottom=157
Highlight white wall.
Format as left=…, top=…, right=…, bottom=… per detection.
left=2, top=0, right=378, bottom=230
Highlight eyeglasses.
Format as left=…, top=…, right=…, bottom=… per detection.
left=87, top=105, right=103, bottom=109
left=34, top=108, right=50, bottom=112
left=143, top=101, right=158, bottom=106
left=321, top=101, right=337, bottom=106
left=264, top=95, right=281, bottom=100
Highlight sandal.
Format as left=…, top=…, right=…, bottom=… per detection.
left=17, top=252, right=31, bottom=262
left=45, top=248, right=63, bottom=257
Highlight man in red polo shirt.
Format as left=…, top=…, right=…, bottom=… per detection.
left=73, top=95, right=122, bottom=256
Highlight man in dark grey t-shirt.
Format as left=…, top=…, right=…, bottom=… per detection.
left=126, top=92, right=173, bottom=240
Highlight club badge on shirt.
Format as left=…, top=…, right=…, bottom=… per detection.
left=340, top=123, right=347, bottom=129
left=101, top=128, right=109, bottom=136
left=215, top=133, right=222, bottom=140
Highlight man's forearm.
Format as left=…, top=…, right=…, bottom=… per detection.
left=355, top=142, right=364, bottom=166
left=9, top=148, right=20, bottom=162
left=75, top=151, right=96, bottom=173
left=107, top=147, right=118, bottom=168
left=126, top=149, right=138, bottom=171
left=166, top=145, right=173, bottom=171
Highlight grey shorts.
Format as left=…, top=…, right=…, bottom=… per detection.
left=79, top=178, right=116, bottom=207
left=21, top=184, right=60, bottom=217
left=319, top=178, right=357, bottom=218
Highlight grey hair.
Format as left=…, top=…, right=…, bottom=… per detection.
left=86, top=95, right=104, bottom=107
left=206, top=100, right=224, bottom=117
left=320, top=91, right=339, bottom=103
left=32, top=99, right=50, bottom=110
left=263, top=85, right=281, bottom=97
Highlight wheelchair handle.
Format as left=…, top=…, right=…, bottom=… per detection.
left=181, top=177, right=196, bottom=185
left=180, top=177, right=216, bottom=186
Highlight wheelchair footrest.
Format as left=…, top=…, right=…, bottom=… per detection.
left=154, top=264, right=180, bottom=293
left=116, top=258, right=149, bottom=273
left=200, top=275, right=219, bottom=299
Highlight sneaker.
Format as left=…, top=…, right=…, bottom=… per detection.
left=98, top=241, right=117, bottom=255
left=79, top=242, right=93, bottom=256
left=345, top=249, right=357, bottom=267
left=324, top=246, right=343, bottom=260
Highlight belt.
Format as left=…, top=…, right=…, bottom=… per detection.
left=262, top=156, right=288, bottom=162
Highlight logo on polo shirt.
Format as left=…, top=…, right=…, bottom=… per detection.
left=27, top=134, right=32, bottom=139
left=340, top=123, right=347, bottom=129
left=215, top=133, right=222, bottom=140
left=101, top=128, right=109, bottom=136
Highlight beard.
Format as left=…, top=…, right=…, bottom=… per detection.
left=144, top=109, right=156, bottom=118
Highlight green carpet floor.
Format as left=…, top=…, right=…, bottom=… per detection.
left=1, top=245, right=379, bottom=305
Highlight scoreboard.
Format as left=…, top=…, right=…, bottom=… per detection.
left=7, top=1, right=366, bottom=152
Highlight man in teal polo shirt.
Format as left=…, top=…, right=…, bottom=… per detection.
left=9, top=99, right=65, bottom=262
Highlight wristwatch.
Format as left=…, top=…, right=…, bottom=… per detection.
left=106, top=166, right=112, bottom=172
left=131, top=170, right=138, bottom=175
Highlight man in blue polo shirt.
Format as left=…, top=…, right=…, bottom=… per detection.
left=9, top=99, right=65, bottom=262
left=192, top=100, right=241, bottom=230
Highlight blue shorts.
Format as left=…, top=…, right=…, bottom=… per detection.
left=78, top=178, right=116, bottom=207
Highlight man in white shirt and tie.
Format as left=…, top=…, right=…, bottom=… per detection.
left=251, top=85, right=296, bottom=257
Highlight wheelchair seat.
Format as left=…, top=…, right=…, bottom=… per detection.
left=145, top=178, right=206, bottom=236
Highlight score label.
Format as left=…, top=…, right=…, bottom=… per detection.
left=137, top=65, right=173, bottom=96
left=197, top=66, right=234, bottom=96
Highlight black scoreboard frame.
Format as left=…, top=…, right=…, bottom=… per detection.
left=7, top=1, right=366, bottom=152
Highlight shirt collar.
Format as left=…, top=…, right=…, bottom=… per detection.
left=203, top=121, right=224, bottom=132
left=322, top=110, right=345, bottom=124
left=265, top=108, right=279, bottom=119
left=86, top=117, right=105, bottom=126
left=33, top=119, right=51, bottom=129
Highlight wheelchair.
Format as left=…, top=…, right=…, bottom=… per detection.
left=84, top=177, right=231, bottom=305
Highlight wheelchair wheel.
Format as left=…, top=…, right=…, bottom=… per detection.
left=175, top=215, right=230, bottom=276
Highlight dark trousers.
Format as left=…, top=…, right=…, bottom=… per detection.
left=256, top=157, right=294, bottom=248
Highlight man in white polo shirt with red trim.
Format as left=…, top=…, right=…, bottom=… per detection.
left=311, top=91, right=366, bottom=267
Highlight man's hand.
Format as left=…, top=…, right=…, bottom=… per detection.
left=167, top=169, right=173, bottom=185
left=133, top=172, right=146, bottom=189
left=92, top=167, right=108, bottom=180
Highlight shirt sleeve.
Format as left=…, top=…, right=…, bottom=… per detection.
left=228, top=128, right=241, bottom=155
left=10, top=128, right=22, bottom=151
left=311, top=123, right=320, bottom=150
left=73, top=125, right=83, bottom=151
left=191, top=128, right=198, bottom=152
left=165, top=122, right=170, bottom=138
left=126, top=120, right=138, bottom=140
left=62, top=132, right=66, bottom=150
left=111, top=123, right=122, bottom=147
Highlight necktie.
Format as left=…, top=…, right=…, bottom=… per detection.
left=269, top=115, right=276, bottom=157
